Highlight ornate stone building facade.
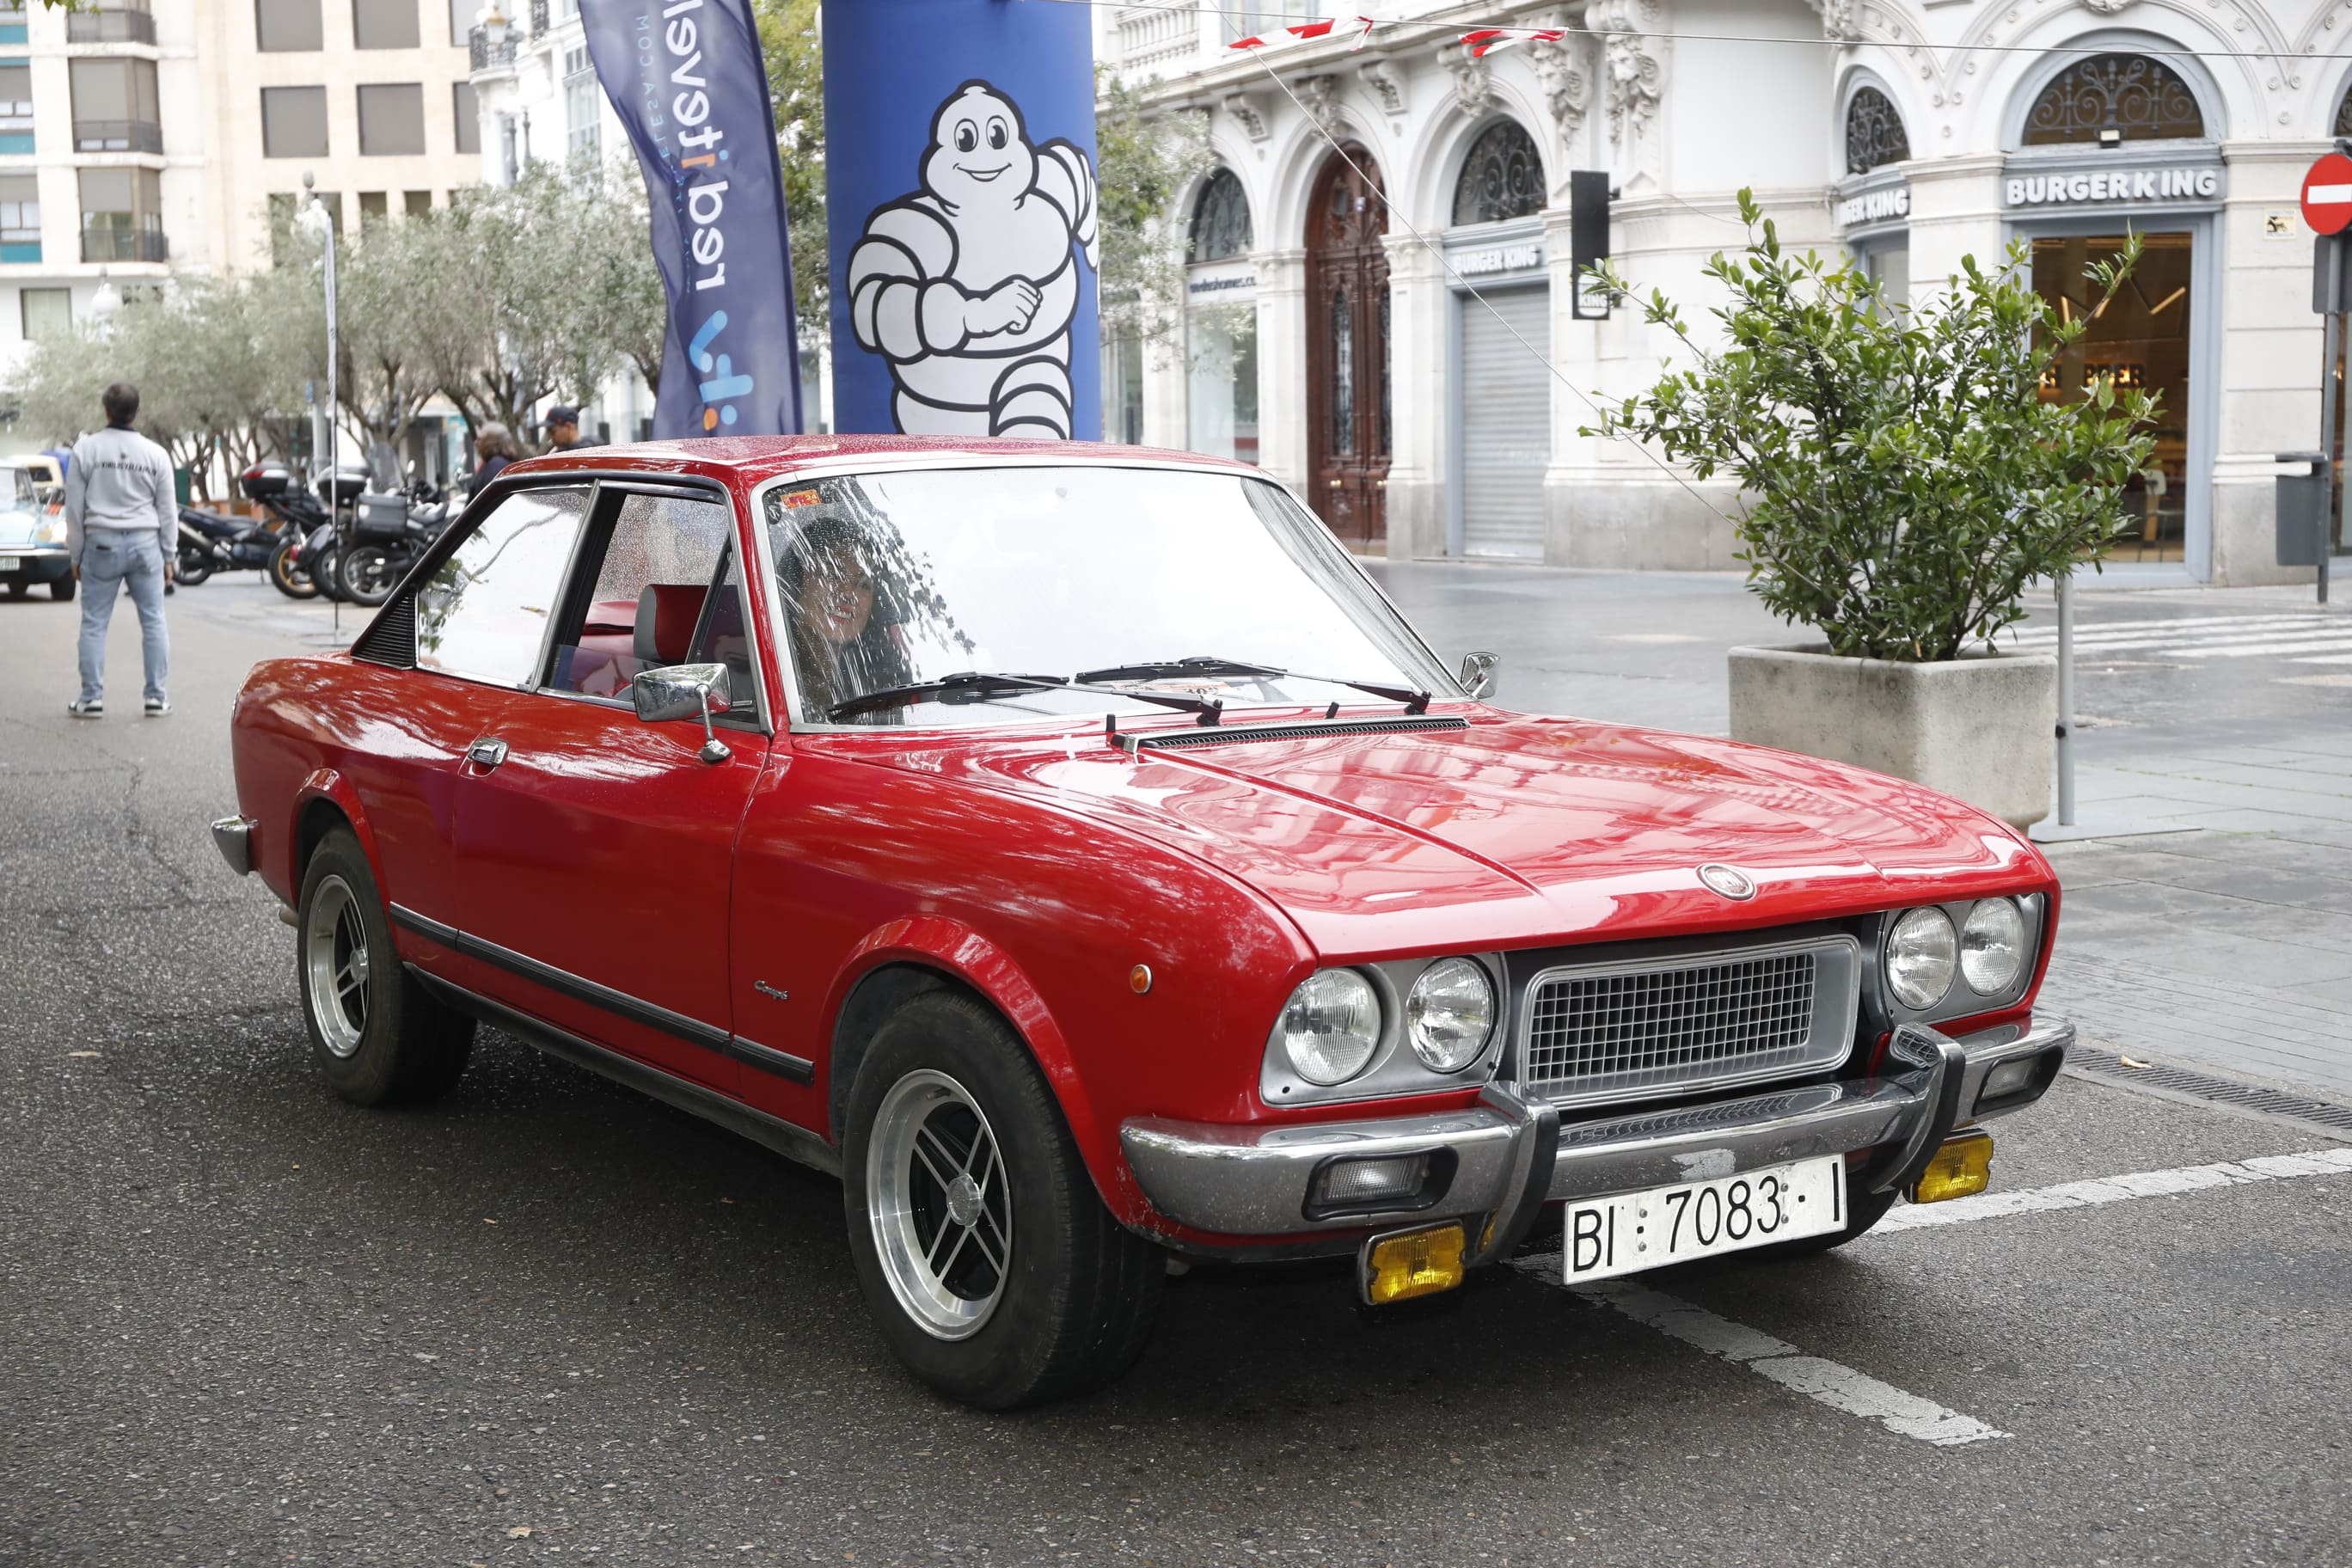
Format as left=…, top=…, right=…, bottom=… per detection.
left=1104, top=0, right=2352, bottom=585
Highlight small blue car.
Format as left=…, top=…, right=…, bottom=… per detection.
left=0, top=461, right=72, bottom=601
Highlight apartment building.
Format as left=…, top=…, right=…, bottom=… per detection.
left=0, top=0, right=482, bottom=371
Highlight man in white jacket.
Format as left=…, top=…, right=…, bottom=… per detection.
left=63, top=382, right=175, bottom=718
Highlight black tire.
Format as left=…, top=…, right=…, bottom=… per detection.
left=295, top=827, right=475, bottom=1106
left=1737, top=1170, right=1898, bottom=1264
left=49, top=576, right=73, bottom=602
left=842, top=990, right=1165, bottom=1410
left=307, top=542, right=345, bottom=601
left=175, top=547, right=213, bottom=586
left=5, top=580, right=26, bottom=598
left=267, top=537, right=318, bottom=600
left=337, top=543, right=402, bottom=606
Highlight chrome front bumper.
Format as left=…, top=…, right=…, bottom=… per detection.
left=1121, top=1018, right=2073, bottom=1250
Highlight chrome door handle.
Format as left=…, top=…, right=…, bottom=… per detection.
left=467, top=738, right=509, bottom=769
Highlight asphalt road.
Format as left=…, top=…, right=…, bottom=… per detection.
left=3, top=576, right=2349, bottom=1567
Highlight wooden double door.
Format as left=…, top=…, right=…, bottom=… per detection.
left=1306, top=147, right=1390, bottom=548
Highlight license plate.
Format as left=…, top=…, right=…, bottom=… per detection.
left=1563, top=1155, right=1846, bottom=1282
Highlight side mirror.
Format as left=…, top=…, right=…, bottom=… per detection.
left=1459, top=650, right=1500, bottom=701
left=630, top=662, right=733, bottom=763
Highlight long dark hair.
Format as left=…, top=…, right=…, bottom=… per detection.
left=777, top=517, right=914, bottom=721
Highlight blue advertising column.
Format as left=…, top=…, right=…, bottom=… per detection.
left=825, top=0, right=1100, bottom=440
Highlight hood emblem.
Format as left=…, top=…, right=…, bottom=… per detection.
left=1697, top=863, right=1756, bottom=901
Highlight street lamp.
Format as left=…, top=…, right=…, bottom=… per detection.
left=88, top=266, right=121, bottom=339
left=479, top=3, right=509, bottom=46
left=296, top=172, right=340, bottom=619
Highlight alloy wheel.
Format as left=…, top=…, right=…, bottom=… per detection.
left=867, top=1069, right=1014, bottom=1340
left=303, top=874, right=371, bottom=1058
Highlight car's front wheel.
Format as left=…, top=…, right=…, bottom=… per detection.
left=49, top=576, right=72, bottom=602
left=842, top=990, right=1164, bottom=1409
left=296, top=827, right=475, bottom=1106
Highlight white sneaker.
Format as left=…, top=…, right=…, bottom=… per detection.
left=66, top=698, right=101, bottom=719
left=144, top=697, right=170, bottom=717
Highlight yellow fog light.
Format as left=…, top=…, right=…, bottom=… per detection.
left=1363, top=1222, right=1466, bottom=1306
left=1910, top=1129, right=1994, bottom=1205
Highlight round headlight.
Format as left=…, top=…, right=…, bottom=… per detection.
left=1279, top=969, right=1382, bottom=1086
left=1406, top=958, right=1495, bottom=1073
left=1961, top=897, right=2028, bottom=995
left=1886, top=906, right=1957, bottom=1010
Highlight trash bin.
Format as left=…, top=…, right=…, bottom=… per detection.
left=2277, top=451, right=2328, bottom=567
left=173, top=466, right=192, bottom=506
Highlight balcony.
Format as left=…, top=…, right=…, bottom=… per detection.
left=73, top=118, right=162, bottom=153
left=530, top=0, right=549, bottom=34
left=67, top=9, right=156, bottom=45
left=81, top=225, right=167, bottom=264
left=1115, top=2, right=1203, bottom=77
left=469, top=26, right=516, bottom=72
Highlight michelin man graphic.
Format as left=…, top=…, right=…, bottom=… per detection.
left=846, top=81, right=1099, bottom=439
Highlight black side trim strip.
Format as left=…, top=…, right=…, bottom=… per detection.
left=724, top=1034, right=818, bottom=1087
left=1119, top=715, right=1469, bottom=752
left=389, top=903, right=733, bottom=1053
left=408, top=966, right=840, bottom=1177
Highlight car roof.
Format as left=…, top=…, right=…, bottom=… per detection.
left=494, top=435, right=1261, bottom=488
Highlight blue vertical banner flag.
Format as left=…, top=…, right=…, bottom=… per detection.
left=579, top=0, right=802, bottom=438
left=825, top=0, right=1101, bottom=440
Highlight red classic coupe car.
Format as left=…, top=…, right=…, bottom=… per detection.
left=215, top=437, right=2071, bottom=1408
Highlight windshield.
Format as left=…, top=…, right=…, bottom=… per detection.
left=761, top=466, right=1453, bottom=729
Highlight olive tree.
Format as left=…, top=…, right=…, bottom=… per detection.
left=1589, top=190, right=2158, bottom=663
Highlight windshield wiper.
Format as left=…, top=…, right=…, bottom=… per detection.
left=828, top=671, right=1226, bottom=724
left=1074, top=656, right=1431, bottom=715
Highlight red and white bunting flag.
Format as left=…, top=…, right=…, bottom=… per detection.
left=1460, top=27, right=1567, bottom=58
left=1229, top=14, right=1380, bottom=53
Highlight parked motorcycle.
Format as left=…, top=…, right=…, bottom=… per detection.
left=174, top=505, right=283, bottom=587
left=242, top=461, right=366, bottom=602
left=337, top=485, right=457, bottom=607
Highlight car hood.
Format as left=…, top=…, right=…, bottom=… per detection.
left=812, top=709, right=2048, bottom=957
left=0, top=507, right=52, bottom=548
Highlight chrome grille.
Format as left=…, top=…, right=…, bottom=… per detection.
left=1520, top=937, right=1858, bottom=1107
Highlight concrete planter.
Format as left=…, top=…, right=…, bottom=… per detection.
left=1727, top=643, right=2055, bottom=830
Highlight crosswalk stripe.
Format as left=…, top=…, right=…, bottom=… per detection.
left=2006, top=613, right=2341, bottom=638
left=2292, top=652, right=2352, bottom=665
left=2006, top=622, right=2334, bottom=646
left=2170, top=636, right=2352, bottom=658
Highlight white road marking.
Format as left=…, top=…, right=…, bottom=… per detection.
left=1547, top=1276, right=2011, bottom=1446
left=1873, top=1147, right=2352, bottom=1234
left=1510, top=1147, right=2352, bottom=1448
left=2006, top=613, right=2334, bottom=639
left=2169, top=636, right=2352, bottom=658
left=2291, top=652, right=2352, bottom=665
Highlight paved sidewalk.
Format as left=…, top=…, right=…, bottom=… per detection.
left=1373, top=564, right=2352, bottom=1103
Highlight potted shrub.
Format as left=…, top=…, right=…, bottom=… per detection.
left=1589, top=192, right=2156, bottom=829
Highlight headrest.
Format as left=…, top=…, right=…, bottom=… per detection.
left=634, top=583, right=706, bottom=668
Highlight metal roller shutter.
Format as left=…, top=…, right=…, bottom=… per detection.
left=1459, top=285, right=1551, bottom=560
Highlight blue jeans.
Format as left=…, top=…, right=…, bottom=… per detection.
left=77, top=530, right=168, bottom=705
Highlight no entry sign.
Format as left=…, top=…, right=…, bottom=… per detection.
left=2302, top=152, right=2352, bottom=235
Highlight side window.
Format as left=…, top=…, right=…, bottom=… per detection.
left=544, top=490, right=755, bottom=712
left=413, top=487, right=590, bottom=688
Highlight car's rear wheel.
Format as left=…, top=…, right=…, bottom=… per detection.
left=296, top=827, right=474, bottom=1106
left=842, top=990, right=1164, bottom=1409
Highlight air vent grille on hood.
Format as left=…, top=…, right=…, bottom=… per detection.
left=1118, top=714, right=1469, bottom=752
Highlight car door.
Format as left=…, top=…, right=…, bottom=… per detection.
left=450, top=480, right=767, bottom=1093
left=371, top=483, right=595, bottom=979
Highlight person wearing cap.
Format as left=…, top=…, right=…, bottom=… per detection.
left=541, top=406, right=600, bottom=454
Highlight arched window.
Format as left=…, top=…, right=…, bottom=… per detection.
left=1450, top=120, right=1544, bottom=227
left=1187, top=168, right=1253, bottom=263
left=1845, top=87, right=1910, bottom=175
left=2023, top=53, right=2204, bottom=145
left=2337, top=83, right=2352, bottom=138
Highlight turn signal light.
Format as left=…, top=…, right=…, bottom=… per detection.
left=1363, top=1222, right=1466, bottom=1305
left=1911, top=1129, right=1994, bottom=1205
